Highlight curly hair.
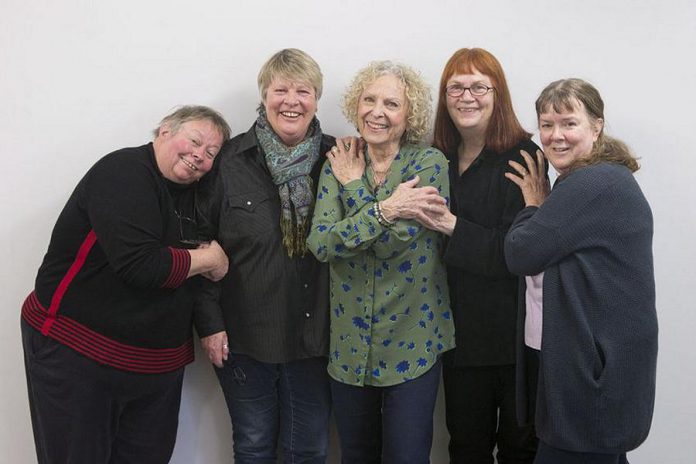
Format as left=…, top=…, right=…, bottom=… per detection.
left=342, top=60, right=432, bottom=145
left=536, top=78, right=639, bottom=173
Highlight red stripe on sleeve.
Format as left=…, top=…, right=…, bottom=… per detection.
left=162, top=247, right=191, bottom=288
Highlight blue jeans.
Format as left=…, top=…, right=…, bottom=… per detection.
left=534, top=442, right=629, bottom=464
left=214, top=354, right=331, bottom=464
left=330, top=358, right=442, bottom=464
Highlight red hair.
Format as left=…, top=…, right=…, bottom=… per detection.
left=433, top=48, right=530, bottom=155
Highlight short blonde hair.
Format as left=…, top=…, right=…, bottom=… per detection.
left=342, top=60, right=432, bottom=145
left=257, top=48, right=323, bottom=101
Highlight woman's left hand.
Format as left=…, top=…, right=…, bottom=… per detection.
left=327, top=136, right=365, bottom=185
left=505, top=149, right=550, bottom=207
left=414, top=202, right=457, bottom=236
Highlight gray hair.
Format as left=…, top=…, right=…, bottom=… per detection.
left=153, top=105, right=231, bottom=141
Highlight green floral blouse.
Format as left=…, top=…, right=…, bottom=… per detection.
left=307, top=144, right=455, bottom=387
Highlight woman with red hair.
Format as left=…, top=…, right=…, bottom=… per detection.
left=419, top=48, right=546, bottom=463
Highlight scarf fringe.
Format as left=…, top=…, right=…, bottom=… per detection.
left=281, top=216, right=309, bottom=258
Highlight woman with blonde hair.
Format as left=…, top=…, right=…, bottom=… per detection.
left=196, top=49, right=334, bottom=463
left=308, top=60, right=454, bottom=463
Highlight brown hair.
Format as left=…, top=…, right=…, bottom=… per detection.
left=433, top=48, right=530, bottom=155
left=536, top=78, right=639, bottom=173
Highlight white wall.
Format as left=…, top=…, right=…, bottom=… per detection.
left=2, top=1, right=694, bottom=462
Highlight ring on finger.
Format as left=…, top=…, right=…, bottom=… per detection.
left=343, top=141, right=351, bottom=151
left=331, top=146, right=339, bottom=154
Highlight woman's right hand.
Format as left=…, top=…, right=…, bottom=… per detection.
left=327, top=136, right=365, bottom=185
left=505, top=149, right=550, bottom=207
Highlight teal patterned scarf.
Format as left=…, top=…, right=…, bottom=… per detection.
left=255, top=108, right=322, bottom=257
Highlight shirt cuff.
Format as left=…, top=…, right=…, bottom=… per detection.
left=162, top=247, right=191, bottom=288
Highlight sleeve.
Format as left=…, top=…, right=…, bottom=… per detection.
left=504, top=168, right=609, bottom=276
left=307, top=148, right=450, bottom=262
left=83, top=155, right=191, bottom=289
left=444, top=149, right=547, bottom=277
left=192, top=155, right=226, bottom=336
left=370, top=147, right=450, bottom=259
left=306, top=160, right=387, bottom=262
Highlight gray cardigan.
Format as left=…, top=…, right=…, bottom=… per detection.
left=505, top=162, right=657, bottom=453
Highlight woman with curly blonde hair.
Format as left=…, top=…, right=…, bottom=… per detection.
left=307, top=60, right=455, bottom=463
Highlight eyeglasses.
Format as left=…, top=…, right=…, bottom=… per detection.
left=175, top=210, right=205, bottom=248
left=445, top=83, right=494, bottom=98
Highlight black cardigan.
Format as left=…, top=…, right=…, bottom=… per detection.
left=443, top=138, right=543, bottom=366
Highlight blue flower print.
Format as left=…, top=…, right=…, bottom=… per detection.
left=418, top=255, right=427, bottom=264
left=396, top=360, right=410, bottom=373
left=417, top=358, right=427, bottom=367
left=352, top=316, right=369, bottom=330
left=342, top=283, right=351, bottom=292
left=398, top=260, right=412, bottom=273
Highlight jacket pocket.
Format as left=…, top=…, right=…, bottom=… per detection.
left=219, top=191, right=277, bottom=242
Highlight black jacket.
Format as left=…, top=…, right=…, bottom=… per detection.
left=194, top=124, right=333, bottom=363
left=443, top=139, right=543, bottom=366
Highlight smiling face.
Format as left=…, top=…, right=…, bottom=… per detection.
left=357, top=74, right=409, bottom=156
left=538, top=99, right=603, bottom=175
left=263, top=77, right=318, bottom=147
left=445, top=69, right=494, bottom=137
left=154, top=119, right=223, bottom=184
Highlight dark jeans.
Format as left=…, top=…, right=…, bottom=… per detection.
left=21, top=319, right=183, bottom=464
left=215, top=353, right=331, bottom=464
left=443, top=362, right=537, bottom=464
left=330, top=358, right=442, bottom=464
left=534, top=442, right=629, bottom=464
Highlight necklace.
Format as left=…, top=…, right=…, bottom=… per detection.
left=367, top=148, right=398, bottom=192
